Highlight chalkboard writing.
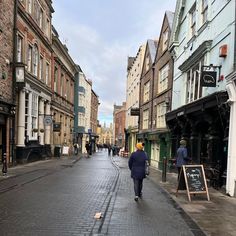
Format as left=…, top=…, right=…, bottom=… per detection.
left=185, top=166, right=206, bottom=192
left=176, top=165, right=210, bottom=201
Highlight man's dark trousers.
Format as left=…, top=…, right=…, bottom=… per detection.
left=133, top=179, right=143, bottom=197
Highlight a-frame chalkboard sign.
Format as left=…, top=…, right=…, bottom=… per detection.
left=176, top=165, right=210, bottom=201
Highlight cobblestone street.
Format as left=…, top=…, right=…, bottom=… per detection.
left=0, top=151, right=204, bottom=236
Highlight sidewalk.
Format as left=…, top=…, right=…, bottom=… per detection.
left=0, top=154, right=82, bottom=181
left=148, top=165, right=236, bottom=236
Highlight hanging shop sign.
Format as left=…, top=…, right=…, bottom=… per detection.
left=53, top=122, right=61, bottom=132
left=200, top=71, right=217, bottom=87
left=130, top=108, right=140, bottom=116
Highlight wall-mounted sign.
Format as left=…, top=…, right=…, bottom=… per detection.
left=200, top=71, right=217, bottom=87
left=53, top=122, right=61, bottom=132
left=130, top=108, right=140, bottom=116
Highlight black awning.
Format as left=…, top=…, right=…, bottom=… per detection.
left=166, top=91, right=228, bottom=122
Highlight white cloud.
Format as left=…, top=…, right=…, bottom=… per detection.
left=52, top=1, right=176, bottom=124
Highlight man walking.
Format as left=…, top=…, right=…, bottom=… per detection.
left=85, top=141, right=91, bottom=158
left=128, top=142, right=148, bottom=201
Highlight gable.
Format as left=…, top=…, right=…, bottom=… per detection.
left=141, top=40, right=157, bottom=77
left=169, top=0, right=186, bottom=50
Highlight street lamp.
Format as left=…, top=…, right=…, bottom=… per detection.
left=15, top=62, right=25, bottom=88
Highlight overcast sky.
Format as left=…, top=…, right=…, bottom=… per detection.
left=52, top=0, right=176, bottom=125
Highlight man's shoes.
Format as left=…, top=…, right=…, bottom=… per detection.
left=134, top=196, right=138, bottom=201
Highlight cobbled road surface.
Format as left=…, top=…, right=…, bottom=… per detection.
left=0, top=151, right=205, bottom=236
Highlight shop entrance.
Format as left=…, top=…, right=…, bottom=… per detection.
left=0, top=123, right=6, bottom=164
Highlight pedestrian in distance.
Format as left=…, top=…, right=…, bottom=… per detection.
left=128, top=142, right=148, bottom=202
left=108, top=145, right=112, bottom=156
left=176, top=139, right=190, bottom=179
left=85, top=141, right=90, bottom=158
left=73, top=143, right=78, bottom=155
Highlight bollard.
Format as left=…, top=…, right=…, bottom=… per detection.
left=2, top=153, right=7, bottom=176
left=162, top=157, right=167, bottom=182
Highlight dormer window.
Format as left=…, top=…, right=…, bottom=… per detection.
left=145, top=55, right=150, bottom=71
left=162, top=29, right=169, bottom=52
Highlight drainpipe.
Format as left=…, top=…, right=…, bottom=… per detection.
left=11, top=0, right=18, bottom=165
left=150, top=65, right=155, bottom=131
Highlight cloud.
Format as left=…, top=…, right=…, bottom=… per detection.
left=52, top=0, right=176, bottom=124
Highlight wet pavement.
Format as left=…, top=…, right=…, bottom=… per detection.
left=0, top=151, right=234, bottom=235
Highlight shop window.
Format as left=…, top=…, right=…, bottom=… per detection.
left=25, top=92, right=29, bottom=136
left=31, top=93, right=38, bottom=138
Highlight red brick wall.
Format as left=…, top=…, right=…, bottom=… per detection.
left=0, top=0, right=14, bottom=102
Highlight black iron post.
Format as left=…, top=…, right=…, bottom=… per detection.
left=162, top=157, right=167, bottom=182
left=2, top=153, right=7, bottom=176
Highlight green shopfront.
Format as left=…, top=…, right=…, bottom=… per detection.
left=137, top=131, right=171, bottom=170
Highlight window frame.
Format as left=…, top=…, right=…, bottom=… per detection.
left=190, top=4, right=196, bottom=38
left=143, top=81, right=150, bottom=103
left=27, top=44, right=33, bottom=73
left=156, top=102, right=166, bottom=128
left=158, top=63, right=169, bottom=93
left=162, top=29, right=169, bottom=52
left=201, top=0, right=208, bottom=24
left=142, top=109, right=149, bottom=129
left=186, top=58, right=204, bottom=104
left=33, top=44, right=39, bottom=77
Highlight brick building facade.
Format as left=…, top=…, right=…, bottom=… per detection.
left=0, top=0, right=15, bottom=165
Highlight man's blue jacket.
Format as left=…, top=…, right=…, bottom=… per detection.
left=128, top=150, right=148, bottom=179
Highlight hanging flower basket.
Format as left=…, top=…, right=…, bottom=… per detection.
left=40, top=129, right=44, bottom=133
left=33, top=128, right=38, bottom=132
